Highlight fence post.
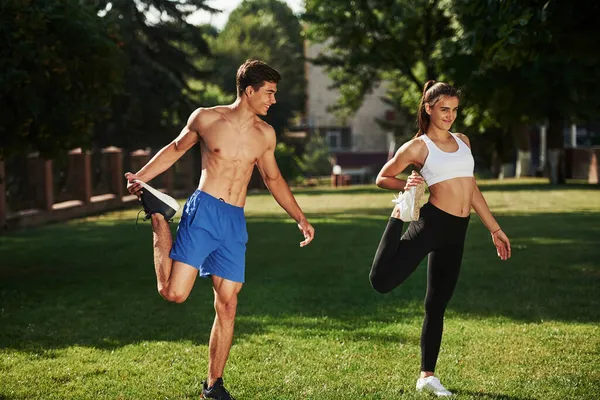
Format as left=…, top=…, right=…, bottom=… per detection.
left=102, top=146, right=124, bottom=200
left=163, top=167, right=174, bottom=195
left=27, top=153, right=54, bottom=211
left=68, top=148, right=92, bottom=203
left=0, top=160, right=6, bottom=231
left=589, top=150, right=599, bottom=184
left=130, top=149, right=151, bottom=178
left=177, top=152, right=196, bottom=194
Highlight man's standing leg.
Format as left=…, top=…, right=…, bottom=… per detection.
left=207, top=276, right=242, bottom=386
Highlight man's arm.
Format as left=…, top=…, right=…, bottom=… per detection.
left=256, top=126, right=314, bottom=246
left=125, top=109, right=202, bottom=194
left=134, top=109, right=202, bottom=182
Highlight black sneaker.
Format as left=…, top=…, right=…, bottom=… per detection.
left=201, top=378, right=236, bottom=400
left=135, top=180, right=180, bottom=221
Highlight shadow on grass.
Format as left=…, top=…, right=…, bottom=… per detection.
left=450, top=390, right=536, bottom=400
left=282, top=185, right=383, bottom=196
left=476, top=181, right=599, bottom=192
left=0, top=208, right=598, bottom=353
left=280, top=181, right=599, bottom=196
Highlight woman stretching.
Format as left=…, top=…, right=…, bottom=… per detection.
left=369, top=81, right=511, bottom=397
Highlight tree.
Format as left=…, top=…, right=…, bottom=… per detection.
left=0, top=0, right=123, bottom=159
left=210, top=0, right=306, bottom=137
left=305, top=0, right=600, bottom=182
left=304, top=0, right=453, bottom=131
left=274, top=142, right=303, bottom=182
left=298, top=134, right=332, bottom=177
left=91, top=0, right=219, bottom=150
left=443, top=0, right=600, bottom=183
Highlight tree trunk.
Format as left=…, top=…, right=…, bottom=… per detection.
left=511, top=122, right=531, bottom=178
left=547, top=114, right=566, bottom=184
left=491, top=149, right=501, bottom=178
left=490, top=127, right=512, bottom=179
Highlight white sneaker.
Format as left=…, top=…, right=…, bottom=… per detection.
left=392, top=182, right=426, bottom=221
left=416, top=376, right=453, bottom=397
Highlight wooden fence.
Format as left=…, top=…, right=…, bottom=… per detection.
left=0, top=147, right=596, bottom=233
left=0, top=147, right=198, bottom=233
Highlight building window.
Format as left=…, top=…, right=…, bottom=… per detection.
left=326, top=130, right=341, bottom=150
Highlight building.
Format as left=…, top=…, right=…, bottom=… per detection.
left=301, top=41, right=399, bottom=181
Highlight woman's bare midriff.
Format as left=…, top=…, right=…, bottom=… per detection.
left=427, top=177, right=475, bottom=217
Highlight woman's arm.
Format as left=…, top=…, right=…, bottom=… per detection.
left=471, top=184, right=500, bottom=233
left=472, top=184, right=511, bottom=260
left=457, top=132, right=511, bottom=260
left=376, top=139, right=425, bottom=191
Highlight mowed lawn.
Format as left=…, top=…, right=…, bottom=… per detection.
left=1, top=178, right=599, bottom=399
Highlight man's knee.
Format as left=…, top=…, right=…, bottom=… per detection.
left=214, top=296, right=238, bottom=320
left=151, top=213, right=168, bottom=226
left=159, top=286, right=189, bottom=304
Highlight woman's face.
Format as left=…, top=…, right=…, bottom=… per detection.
left=426, top=96, right=459, bottom=131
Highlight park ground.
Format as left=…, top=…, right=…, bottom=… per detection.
left=1, top=178, right=599, bottom=399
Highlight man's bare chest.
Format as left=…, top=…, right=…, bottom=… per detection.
left=201, top=127, right=266, bottom=163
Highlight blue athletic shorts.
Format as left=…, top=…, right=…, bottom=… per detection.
left=170, top=191, right=248, bottom=283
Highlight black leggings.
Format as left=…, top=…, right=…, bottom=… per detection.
left=369, top=202, right=469, bottom=372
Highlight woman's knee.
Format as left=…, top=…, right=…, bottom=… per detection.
left=424, top=295, right=450, bottom=316
left=369, top=273, right=394, bottom=294
left=370, top=265, right=413, bottom=293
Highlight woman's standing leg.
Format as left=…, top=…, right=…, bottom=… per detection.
left=420, top=243, right=465, bottom=374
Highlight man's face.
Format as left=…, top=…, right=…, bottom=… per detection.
left=246, top=81, right=277, bottom=116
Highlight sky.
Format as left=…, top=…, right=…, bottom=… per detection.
left=187, top=0, right=305, bottom=29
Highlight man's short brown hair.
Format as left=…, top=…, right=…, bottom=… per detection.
left=236, top=60, right=281, bottom=97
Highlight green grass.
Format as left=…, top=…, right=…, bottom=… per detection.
left=1, top=178, right=599, bottom=399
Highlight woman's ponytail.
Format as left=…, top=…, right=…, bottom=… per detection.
left=416, top=80, right=436, bottom=137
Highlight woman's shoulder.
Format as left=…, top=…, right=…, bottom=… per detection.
left=453, top=132, right=471, bottom=147
left=398, top=136, right=428, bottom=165
left=401, top=136, right=428, bottom=152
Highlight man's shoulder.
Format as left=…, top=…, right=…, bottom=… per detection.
left=252, top=119, right=276, bottom=151
left=254, top=118, right=275, bottom=135
left=191, top=106, right=228, bottom=123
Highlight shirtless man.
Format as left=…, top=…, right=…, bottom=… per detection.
left=125, top=60, right=315, bottom=400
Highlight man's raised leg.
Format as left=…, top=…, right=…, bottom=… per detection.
left=207, top=275, right=242, bottom=387
left=151, top=214, right=197, bottom=303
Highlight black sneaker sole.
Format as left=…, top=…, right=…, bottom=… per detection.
left=135, top=180, right=180, bottom=220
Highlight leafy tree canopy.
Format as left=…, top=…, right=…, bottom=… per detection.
left=0, top=0, right=123, bottom=158
left=211, top=0, right=306, bottom=136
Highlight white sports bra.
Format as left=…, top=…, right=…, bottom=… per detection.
left=419, top=132, right=474, bottom=186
